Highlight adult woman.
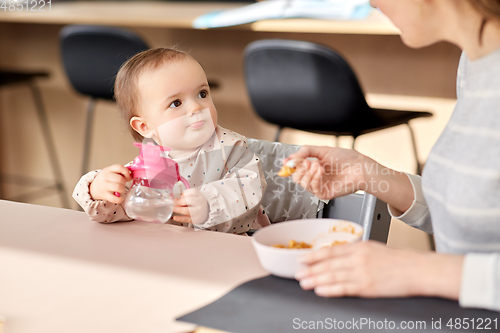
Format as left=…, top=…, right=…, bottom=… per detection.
left=289, top=0, right=500, bottom=312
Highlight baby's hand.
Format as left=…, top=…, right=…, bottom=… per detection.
left=89, top=164, right=133, bottom=204
left=173, top=188, right=209, bottom=225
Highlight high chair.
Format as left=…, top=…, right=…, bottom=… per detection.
left=248, top=139, right=391, bottom=243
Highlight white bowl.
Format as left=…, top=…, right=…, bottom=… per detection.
left=251, top=219, right=363, bottom=279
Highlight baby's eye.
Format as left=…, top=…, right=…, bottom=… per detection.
left=198, top=90, right=208, bottom=99
left=169, top=100, right=182, bottom=108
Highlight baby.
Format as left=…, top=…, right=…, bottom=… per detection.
left=73, top=48, right=270, bottom=234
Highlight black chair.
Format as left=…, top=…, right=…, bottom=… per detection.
left=60, top=25, right=149, bottom=176
left=0, top=70, right=70, bottom=208
left=244, top=39, right=432, bottom=174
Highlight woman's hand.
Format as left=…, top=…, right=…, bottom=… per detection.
left=284, top=145, right=415, bottom=213
left=284, top=146, right=371, bottom=200
left=89, top=164, right=132, bottom=204
left=173, top=188, right=209, bottom=225
left=295, top=241, right=464, bottom=300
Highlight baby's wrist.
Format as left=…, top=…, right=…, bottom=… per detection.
left=88, top=181, right=106, bottom=202
left=88, top=181, right=98, bottom=200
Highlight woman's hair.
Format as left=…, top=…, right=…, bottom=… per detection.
left=469, top=0, right=500, bottom=44
left=469, top=0, right=500, bottom=18
left=114, top=47, right=190, bottom=141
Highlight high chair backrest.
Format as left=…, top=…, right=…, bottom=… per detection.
left=247, top=139, right=391, bottom=242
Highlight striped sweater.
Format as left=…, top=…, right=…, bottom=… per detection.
left=393, top=50, right=500, bottom=311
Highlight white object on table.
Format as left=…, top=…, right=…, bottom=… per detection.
left=252, top=219, right=363, bottom=279
left=193, top=0, right=372, bottom=29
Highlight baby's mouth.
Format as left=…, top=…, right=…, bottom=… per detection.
left=188, top=120, right=205, bottom=129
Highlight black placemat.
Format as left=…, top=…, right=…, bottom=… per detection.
left=177, top=276, right=499, bottom=332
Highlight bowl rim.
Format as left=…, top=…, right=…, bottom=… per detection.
left=251, top=236, right=316, bottom=254
left=251, top=218, right=363, bottom=253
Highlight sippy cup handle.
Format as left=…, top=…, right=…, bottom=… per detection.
left=179, top=176, right=190, bottom=191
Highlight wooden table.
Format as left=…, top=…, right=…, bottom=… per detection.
left=0, top=200, right=268, bottom=333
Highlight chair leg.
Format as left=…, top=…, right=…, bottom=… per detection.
left=28, top=82, right=71, bottom=209
left=334, top=136, right=339, bottom=147
left=274, top=126, right=283, bottom=142
left=406, top=123, right=422, bottom=175
left=81, top=98, right=96, bottom=176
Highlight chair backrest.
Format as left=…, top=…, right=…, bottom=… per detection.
left=247, top=139, right=391, bottom=242
left=247, top=138, right=320, bottom=223
left=60, top=25, right=149, bottom=101
left=244, top=39, right=376, bottom=134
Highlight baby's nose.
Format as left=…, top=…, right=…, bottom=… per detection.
left=188, top=108, right=203, bottom=116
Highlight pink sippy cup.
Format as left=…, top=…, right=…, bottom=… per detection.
left=122, top=142, right=190, bottom=223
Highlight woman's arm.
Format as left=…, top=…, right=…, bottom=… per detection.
left=362, top=158, right=414, bottom=215
left=287, top=146, right=414, bottom=213
left=286, top=146, right=464, bottom=301
left=460, top=253, right=500, bottom=311
left=295, top=241, right=464, bottom=300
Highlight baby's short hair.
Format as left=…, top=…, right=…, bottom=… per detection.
left=114, top=47, right=191, bottom=141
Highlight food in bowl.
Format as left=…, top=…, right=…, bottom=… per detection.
left=272, top=240, right=312, bottom=249
left=252, top=219, right=363, bottom=279
left=272, top=224, right=360, bottom=249
left=326, top=240, right=348, bottom=246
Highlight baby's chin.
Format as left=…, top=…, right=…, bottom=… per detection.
left=168, top=127, right=216, bottom=151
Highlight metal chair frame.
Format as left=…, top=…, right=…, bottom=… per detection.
left=0, top=72, right=70, bottom=207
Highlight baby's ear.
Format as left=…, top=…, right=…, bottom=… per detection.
left=130, top=116, right=152, bottom=138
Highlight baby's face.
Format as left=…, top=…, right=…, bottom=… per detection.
left=135, top=57, right=217, bottom=154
